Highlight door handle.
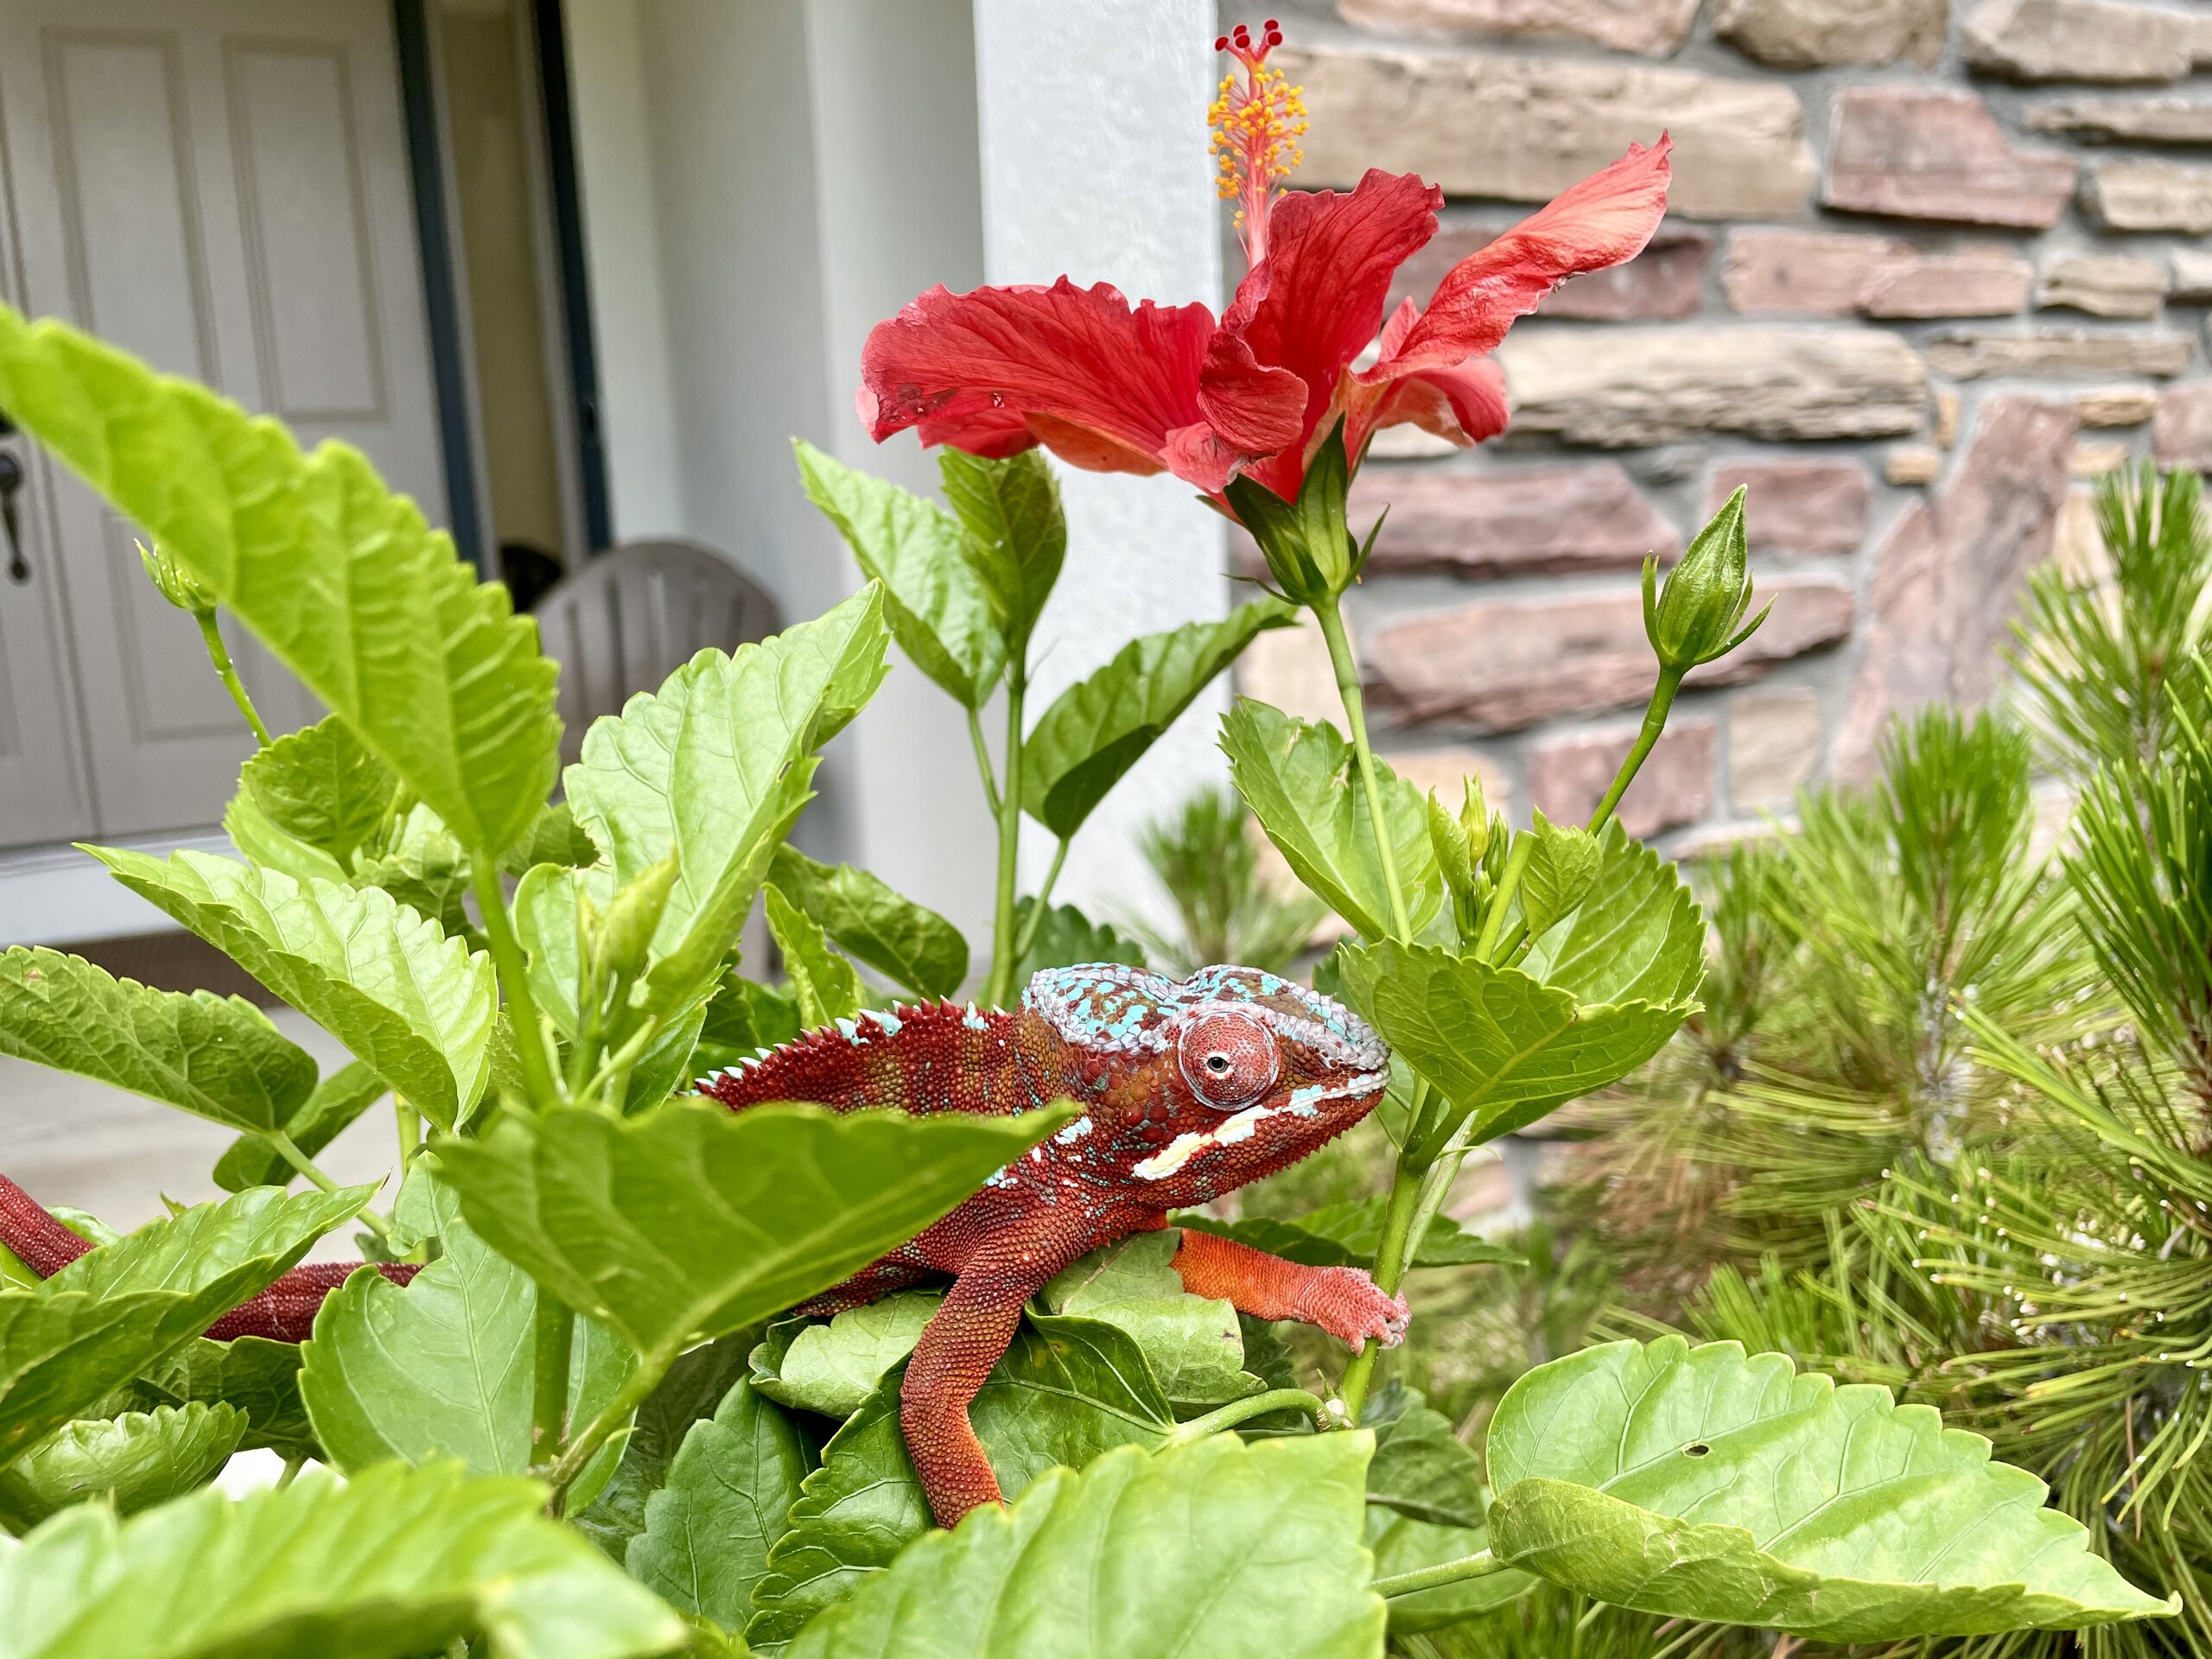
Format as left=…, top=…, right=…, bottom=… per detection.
left=0, top=449, right=25, bottom=584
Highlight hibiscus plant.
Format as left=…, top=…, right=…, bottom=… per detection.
left=0, top=17, right=2177, bottom=1659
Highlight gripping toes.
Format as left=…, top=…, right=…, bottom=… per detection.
left=1300, top=1266, right=1412, bottom=1348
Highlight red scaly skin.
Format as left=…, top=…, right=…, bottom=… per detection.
left=0, top=1173, right=417, bottom=1341
left=697, top=962, right=1405, bottom=1529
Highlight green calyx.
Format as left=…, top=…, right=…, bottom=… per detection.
left=1642, top=486, right=1770, bottom=674
left=137, top=539, right=214, bottom=614
left=1224, top=422, right=1377, bottom=607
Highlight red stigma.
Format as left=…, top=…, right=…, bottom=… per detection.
left=1219, top=17, right=1281, bottom=71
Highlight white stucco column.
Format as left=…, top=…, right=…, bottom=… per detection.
left=972, top=0, right=1231, bottom=925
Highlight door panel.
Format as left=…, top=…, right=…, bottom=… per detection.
left=0, top=0, right=447, bottom=843
left=226, top=41, right=388, bottom=423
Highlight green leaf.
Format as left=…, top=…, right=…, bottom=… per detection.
left=938, top=448, right=1065, bottom=644
left=747, top=1316, right=1173, bottom=1648
left=781, top=1429, right=1382, bottom=1659
left=1516, top=817, right=1707, bottom=1009
left=0, top=1402, right=244, bottom=1534
left=0, top=1185, right=371, bottom=1469
left=47, top=1185, right=372, bottom=1306
left=572, top=1334, right=757, bottom=1563
left=752, top=1293, right=943, bottom=1420
left=88, top=848, right=497, bottom=1131
left=1012, top=899, right=1146, bottom=981
left=300, top=1176, right=634, bottom=1506
left=223, top=785, right=349, bottom=887
left=1361, top=1381, right=1484, bottom=1529
left=513, top=861, right=607, bottom=1038
left=239, top=715, right=396, bottom=870
left=1365, top=1510, right=1533, bottom=1635
left=0, top=1460, right=687, bottom=1659
left=136, top=1337, right=314, bottom=1459
left=213, top=1062, right=387, bottom=1192
left=502, top=802, right=603, bottom=874
left=624, top=1001, right=711, bottom=1117
left=0, top=947, right=315, bottom=1135
left=767, top=846, right=967, bottom=999
left=628, top=1377, right=814, bottom=1634
left=698, top=970, right=801, bottom=1072
left=763, top=886, right=865, bottom=1029
left=1485, top=1337, right=2179, bottom=1640
left=796, top=441, right=1006, bottom=707
left=434, top=1098, right=1071, bottom=1360
left=1176, top=1200, right=1521, bottom=1271
left=353, top=804, right=478, bottom=943
left=566, top=586, right=890, bottom=1019
left=1338, top=940, right=1691, bottom=1148
left=0, top=308, right=560, bottom=858
left=1517, top=812, right=1599, bottom=942
left=1221, top=699, right=1440, bottom=943
left=1020, top=600, right=1296, bottom=839
left=1039, top=1232, right=1258, bottom=1407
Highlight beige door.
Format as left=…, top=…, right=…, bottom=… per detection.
left=0, top=0, right=448, bottom=844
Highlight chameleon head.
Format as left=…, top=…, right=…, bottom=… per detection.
left=1015, top=963, right=1390, bottom=1207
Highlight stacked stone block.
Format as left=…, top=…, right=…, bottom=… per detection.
left=1235, top=0, right=2212, bottom=847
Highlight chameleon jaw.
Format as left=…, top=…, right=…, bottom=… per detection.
left=1132, top=1102, right=1275, bottom=1180
left=1128, top=1069, right=1386, bottom=1182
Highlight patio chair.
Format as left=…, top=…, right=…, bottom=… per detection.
left=533, top=538, right=781, bottom=765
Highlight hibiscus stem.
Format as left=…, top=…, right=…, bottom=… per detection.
left=1010, top=836, right=1070, bottom=966
left=1373, top=1548, right=1505, bottom=1599
left=966, top=706, right=1001, bottom=817
left=194, top=607, right=273, bottom=747
left=1335, top=1160, right=1422, bottom=1421
left=1311, top=594, right=1412, bottom=944
left=530, top=1297, right=575, bottom=1478
left=1588, top=667, right=1682, bottom=835
left=986, top=665, right=1028, bottom=1009
left=1166, top=1388, right=1323, bottom=1444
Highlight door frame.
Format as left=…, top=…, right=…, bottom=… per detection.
left=392, top=0, right=610, bottom=575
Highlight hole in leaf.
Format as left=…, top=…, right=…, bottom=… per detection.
left=1682, top=1442, right=1712, bottom=1458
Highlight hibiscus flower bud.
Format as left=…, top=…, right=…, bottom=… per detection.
left=1643, top=486, right=1769, bottom=674
left=137, top=540, right=213, bottom=614
left=1456, top=772, right=1491, bottom=864
left=598, top=856, right=680, bottom=988
left=1429, top=775, right=1493, bottom=942
left=1225, top=422, right=1364, bottom=606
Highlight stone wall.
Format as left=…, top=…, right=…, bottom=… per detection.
left=1235, top=0, right=2212, bottom=849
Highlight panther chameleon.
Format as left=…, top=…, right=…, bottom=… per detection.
left=0, top=963, right=1406, bottom=1529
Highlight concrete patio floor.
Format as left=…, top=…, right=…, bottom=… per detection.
left=0, top=1007, right=406, bottom=1262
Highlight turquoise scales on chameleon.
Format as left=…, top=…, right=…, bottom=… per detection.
left=697, top=962, right=1408, bottom=1527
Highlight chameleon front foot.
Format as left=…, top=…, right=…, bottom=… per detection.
left=1295, top=1264, right=1411, bottom=1348
left=1172, top=1226, right=1410, bottom=1349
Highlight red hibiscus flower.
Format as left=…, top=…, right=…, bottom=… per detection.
left=855, top=20, right=1670, bottom=505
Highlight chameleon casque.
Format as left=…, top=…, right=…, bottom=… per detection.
left=0, top=963, right=1405, bottom=1528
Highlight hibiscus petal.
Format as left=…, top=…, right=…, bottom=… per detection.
left=1350, top=356, right=1510, bottom=460
left=856, top=276, right=1299, bottom=490
left=1025, top=412, right=1167, bottom=477
left=1197, top=332, right=1306, bottom=456
left=1357, top=136, right=1671, bottom=384
left=1224, top=170, right=1442, bottom=449
left=912, top=403, right=1039, bottom=460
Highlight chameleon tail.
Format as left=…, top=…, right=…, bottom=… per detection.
left=0, top=1173, right=95, bottom=1276
left=0, top=1171, right=417, bottom=1342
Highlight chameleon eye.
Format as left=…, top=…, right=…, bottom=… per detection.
left=1177, top=1012, right=1278, bottom=1110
